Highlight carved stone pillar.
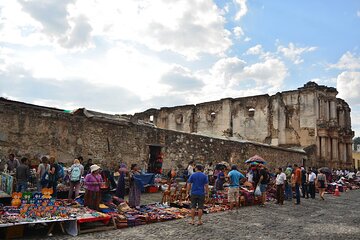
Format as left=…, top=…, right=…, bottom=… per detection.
left=327, top=137, right=332, bottom=161
left=325, top=100, right=330, bottom=121
left=319, top=99, right=325, bottom=120
left=321, top=137, right=327, bottom=160
left=338, top=143, right=344, bottom=162
left=330, top=101, right=336, bottom=119
left=332, top=138, right=338, bottom=161
left=316, top=137, right=321, bottom=158
left=339, top=110, right=345, bottom=127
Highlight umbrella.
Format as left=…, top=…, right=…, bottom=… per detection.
left=319, top=167, right=331, bottom=174
left=219, top=161, right=230, bottom=169
left=245, top=155, right=266, bottom=164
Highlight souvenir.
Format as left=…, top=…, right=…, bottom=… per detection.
left=11, top=192, right=22, bottom=207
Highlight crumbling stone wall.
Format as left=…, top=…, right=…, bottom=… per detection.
left=0, top=98, right=307, bottom=171
left=133, top=82, right=354, bottom=169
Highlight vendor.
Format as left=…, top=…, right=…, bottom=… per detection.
left=6, top=153, right=20, bottom=172
left=115, top=163, right=128, bottom=199
left=84, top=164, right=103, bottom=210
left=129, top=164, right=142, bottom=208
left=16, top=157, right=31, bottom=192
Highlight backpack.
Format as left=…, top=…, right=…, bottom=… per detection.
left=56, top=164, right=65, bottom=179
left=70, top=166, right=81, bottom=182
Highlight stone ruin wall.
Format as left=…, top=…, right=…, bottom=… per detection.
left=0, top=99, right=307, bottom=172
left=133, top=82, right=354, bottom=169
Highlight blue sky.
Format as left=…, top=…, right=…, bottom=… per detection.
left=0, top=0, right=359, bottom=137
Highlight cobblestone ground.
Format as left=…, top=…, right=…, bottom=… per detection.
left=25, top=190, right=360, bottom=240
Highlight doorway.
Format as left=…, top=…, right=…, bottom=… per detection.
left=148, top=145, right=163, bottom=174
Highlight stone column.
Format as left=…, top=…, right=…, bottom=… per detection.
left=327, top=137, right=332, bottom=161
left=332, top=138, right=338, bottom=161
left=321, top=137, right=327, bottom=160
left=330, top=101, right=336, bottom=119
left=339, top=110, right=345, bottom=127
left=319, top=99, right=325, bottom=120
left=316, top=137, right=321, bottom=158
left=325, top=100, right=330, bottom=121
left=338, top=143, right=344, bottom=162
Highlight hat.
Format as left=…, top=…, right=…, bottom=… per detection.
left=90, top=164, right=101, bottom=173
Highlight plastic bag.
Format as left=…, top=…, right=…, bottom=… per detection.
left=255, top=185, right=261, bottom=196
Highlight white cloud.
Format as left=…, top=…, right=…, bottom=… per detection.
left=160, top=65, right=204, bottom=92
left=246, top=44, right=263, bottom=55
left=208, top=56, right=287, bottom=91
left=244, top=37, right=251, bottom=42
left=331, top=51, right=360, bottom=70
left=233, top=26, right=244, bottom=38
left=242, top=58, right=287, bottom=89
left=357, top=10, right=360, bottom=17
left=278, top=42, right=317, bottom=64
left=74, top=0, right=232, bottom=60
left=2, top=0, right=232, bottom=58
left=234, top=0, right=248, bottom=20
left=18, top=0, right=74, bottom=36
left=337, top=71, right=360, bottom=105
left=210, top=57, right=247, bottom=86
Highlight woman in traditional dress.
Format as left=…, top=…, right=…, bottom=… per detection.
left=128, top=164, right=142, bottom=208
left=115, top=163, right=128, bottom=199
left=84, top=164, right=103, bottom=210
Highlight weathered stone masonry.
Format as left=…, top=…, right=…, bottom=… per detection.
left=133, top=82, right=355, bottom=169
left=0, top=98, right=306, bottom=171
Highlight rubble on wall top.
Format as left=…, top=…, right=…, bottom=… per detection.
left=298, top=81, right=337, bottom=93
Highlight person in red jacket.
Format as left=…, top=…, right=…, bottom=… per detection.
left=294, top=164, right=302, bottom=205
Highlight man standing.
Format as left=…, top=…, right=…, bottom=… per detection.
left=16, top=157, right=30, bottom=192
left=301, top=166, right=308, bottom=198
left=307, top=168, right=316, bottom=199
left=6, top=154, right=20, bottom=172
left=258, top=164, right=269, bottom=207
left=275, top=167, right=286, bottom=205
left=228, top=165, right=245, bottom=209
left=187, top=165, right=209, bottom=225
left=294, top=164, right=302, bottom=205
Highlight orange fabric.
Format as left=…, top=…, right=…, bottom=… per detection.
left=295, top=168, right=302, bottom=184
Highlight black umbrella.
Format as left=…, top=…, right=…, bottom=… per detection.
left=319, top=167, right=331, bottom=174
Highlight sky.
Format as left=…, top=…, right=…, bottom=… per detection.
left=0, top=0, right=359, bottom=137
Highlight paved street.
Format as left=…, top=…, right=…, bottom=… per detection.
left=26, top=190, right=360, bottom=240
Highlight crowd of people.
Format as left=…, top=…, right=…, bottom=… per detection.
left=2, top=152, right=360, bottom=224
left=1, top=153, right=144, bottom=211
left=184, top=160, right=360, bottom=225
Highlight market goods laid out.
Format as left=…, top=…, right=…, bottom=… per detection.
left=0, top=190, right=113, bottom=238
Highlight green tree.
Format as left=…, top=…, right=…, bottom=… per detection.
left=354, top=137, right=360, bottom=151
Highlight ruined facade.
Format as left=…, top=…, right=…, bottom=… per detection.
left=133, top=82, right=354, bottom=169
left=0, top=98, right=306, bottom=172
